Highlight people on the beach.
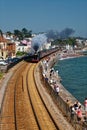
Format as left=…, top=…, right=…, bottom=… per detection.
left=84, top=97, right=87, bottom=118
left=76, top=105, right=83, bottom=122
left=70, top=105, right=76, bottom=120
left=43, top=58, right=48, bottom=71
left=54, top=83, right=57, bottom=92
left=55, top=85, right=59, bottom=95
left=74, top=101, right=79, bottom=111
left=73, top=101, right=81, bottom=112
left=41, top=53, right=87, bottom=127
left=56, top=70, right=58, bottom=76
left=54, top=83, right=59, bottom=95
left=42, top=54, right=87, bottom=125
left=69, top=101, right=84, bottom=122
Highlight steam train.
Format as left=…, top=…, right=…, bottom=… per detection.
left=31, top=52, right=40, bottom=62
left=31, top=47, right=59, bottom=63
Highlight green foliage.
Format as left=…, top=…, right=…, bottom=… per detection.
left=14, top=30, right=23, bottom=40
left=0, top=72, right=3, bottom=79
left=6, top=31, right=12, bottom=36
left=51, top=37, right=76, bottom=47
left=0, top=29, right=3, bottom=36
left=51, top=39, right=66, bottom=46
left=16, top=51, right=27, bottom=56
left=66, top=37, right=76, bottom=47
left=14, top=28, right=32, bottom=40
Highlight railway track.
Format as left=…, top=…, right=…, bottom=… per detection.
left=0, top=61, right=27, bottom=130
left=0, top=61, right=59, bottom=130
left=27, top=63, right=58, bottom=130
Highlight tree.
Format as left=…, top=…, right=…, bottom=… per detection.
left=28, top=30, right=32, bottom=37
left=0, top=29, right=3, bottom=36
left=21, top=28, right=32, bottom=38
left=14, top=29, right=23, bottom=40
left=66, top=37, right=76, bottom=48
left=6, top=31, right=12, bottom=36
left=52, top=39, right=65, bottom=46
left=22, top=28, right=28, bottom=38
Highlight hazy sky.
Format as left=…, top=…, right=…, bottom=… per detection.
left=0, top=0, right=87, bottom=37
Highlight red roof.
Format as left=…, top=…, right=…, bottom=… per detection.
left=0, top=36, right=8, bottom=42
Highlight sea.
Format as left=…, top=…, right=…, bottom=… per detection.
left=54, top=55, right=87, bottom=105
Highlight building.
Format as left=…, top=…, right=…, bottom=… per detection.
left=0, top=36, right=16, bottom=59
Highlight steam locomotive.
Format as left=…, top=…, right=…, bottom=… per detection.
left=31, top=52, right=40, bottom=62
left=31, top=47, right=59, bottom=63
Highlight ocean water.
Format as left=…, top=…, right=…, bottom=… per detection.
left=54, top=56, right=87, bottom=104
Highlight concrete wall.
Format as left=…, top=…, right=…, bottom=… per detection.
left=39, top=53, right=87, bottom=130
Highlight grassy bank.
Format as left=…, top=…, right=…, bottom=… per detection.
left=0, top=72, right=4, bottom=80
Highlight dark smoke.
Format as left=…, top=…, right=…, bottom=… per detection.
left=46, top=28, right=75, bottom=40
left=60, top=28, right=75, bottom=39
left=46, top=30, right=59, bottom=40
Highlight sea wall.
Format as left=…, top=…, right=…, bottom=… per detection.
left=38, top=52, right=87, bottom=130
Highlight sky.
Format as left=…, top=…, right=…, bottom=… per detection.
left=0, top=0, right=87, bottom=37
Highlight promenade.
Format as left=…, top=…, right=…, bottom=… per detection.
left=39, top=52, right=87, bottom=130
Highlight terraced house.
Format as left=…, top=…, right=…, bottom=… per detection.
left=0, top=35, right=16, bottom=59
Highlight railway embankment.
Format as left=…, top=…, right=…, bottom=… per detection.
left=0, top=61, right=24, bottom=112
left=35, top=52, right=87, bottom=130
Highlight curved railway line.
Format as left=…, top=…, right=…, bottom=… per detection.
left=0, top=61, right=59, bottom=130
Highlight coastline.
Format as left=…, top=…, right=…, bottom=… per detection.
left=54, top=52, right=87, bottom=104
left=40, top=51, right=87, bottom=129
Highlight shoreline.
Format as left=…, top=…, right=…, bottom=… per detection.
left=40, top=51, right=87, bottom=129
left=54, top=52, right=87, bottom=104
